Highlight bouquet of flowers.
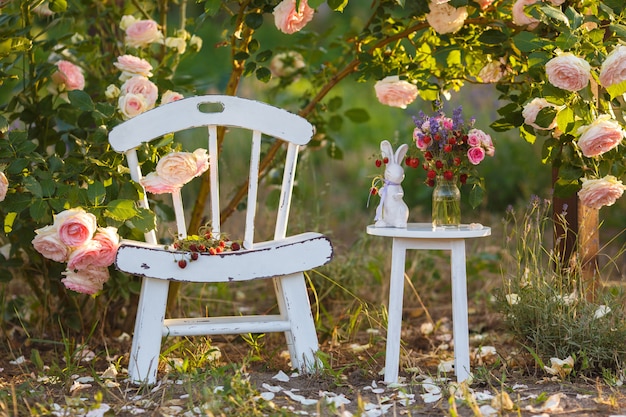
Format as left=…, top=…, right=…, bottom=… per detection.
left=412, top=104, right=495, bottom=207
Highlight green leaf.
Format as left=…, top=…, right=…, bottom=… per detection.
left=327, top=0, right=349, bottom=11
left=308, top=0, right=325, bottom=7
left=203, top=0, right=221, bottom=16
left=344, top=108, right=370, bottom=123
left=520, top=125, right=537, bottom=144
left=29, top=200, right=48, bottom=222
left=128, top=207, right=156, bottom=233
left=255, top=67, right=271, bottom=83
left=68, top=90, right=94, bottom=111
left=556, top=106, right=574, bottom=133
left=328, top=115, right=343, bottom=131
left=513, top=31, right=546, bottom=53
left=469, top=185, right=484, bottom=209
left=478, top=29, right=508, bottom=45
left=554, top=177, right=579, bottom=198
left=256, top=50, right=272, bottom=63
left=327, top=96, right=343, bottom=112
left=606, top=80, right=626, bottom=100
left=0, top=114, right=7, bottom=134
left=105, top=199, right=138, bottom=221
left=23, top=176, right=43, bottom=198
left=3, top=212, right=17, bottom=234
left=87, top=181, right=106, bottom=205
left=7, top=158, right=28, bottom=174
left=609, top=24, right=626, bottom=39
left=48, top=0, right=67, bottom=12
left=559, top=164, right=584, bottom=181
left=326, top=141, right=343, bottom=160
left=535, top=107, right=557, bottom=129
left=538, top=4, right=569, bottom=26
left=244, top=13, right=264, bottom=30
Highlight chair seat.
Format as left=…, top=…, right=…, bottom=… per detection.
left=115, top=232, right=333, bottom=283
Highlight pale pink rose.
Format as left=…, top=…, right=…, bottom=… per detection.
left=62, top=267, right=110, bottom=295
left=155, top=149, right=210, bottom=185
left=467, top=146, right=486, bottom=165
left=118, top=93, right=150, bottom=119
left=522, top=98, right=558, bottom=130
left=119, top=15, right=136, bottom=31
left=105, top=84, right=120, bottom=99
left=160, top=90, right=184, bottom=105
left=140, top=172, right=181, bottom=194
left=576, top=115, right=625, bottom=157
left=32, top=225, right=69, bottom=263
left=270, top=51, right=305, bottom=78
left=512, top=0, right=540, bottom=29
left=51, top=60, right=85, bottom=91
left=578, top=175, right=626, bottom=209
left=92, top=227, right=120, bottom=267
left=374, top=76, right=419, bottom=109
left=121, top=76, right=158, bottom=108
left=114, top=55, right=153, bottom=80
left=478, top=60, right=505, bottom=83
left=0, top=171, right=7, bottom=202
left=125, top=19, right=164, bottom=48
left=426, top=1, right=468, bottom=34
left=67, top=240, right=102, bottom=271
left=545, top=53, right=591, bottom=92
left=599, top=45, right=626, bottom=88
left=273, top=0, right=315, bottom=34
left=54, top=208, right=97, bottom=248
left=476, top=0, right=494, bottom=9
left=165, top=37, right=186, bottom=54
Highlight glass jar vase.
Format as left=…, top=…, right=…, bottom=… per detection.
left=432, top=175, right=461, bottom=228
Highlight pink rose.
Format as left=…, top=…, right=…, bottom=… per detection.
left=545, top=53, right=591, bottom=92
left=67, top=240, right=102, bottom=271
left=426, top=1, right=468, bottom=34
left=121, top=76, right=158, bottom=108
left=578, top=175, right=626, bottom=209
left=522, top=98, right=558, bottom=130
left=160, top=90, right=184, bottom=105
left=62, top=267, right=110, bottom=295
left=374, top=76, right=419, bottom=109
left=51, top=60, right=85, bottom=91
left=118, top=93, right=150, bottom=119
left=114, top=55, right=153, bottom=80
left=54, top=208, right=97, bottom=248
left=577, top=115, right=625, bottom=157
left=599, top=45, right=626, bottom=88
left=467, top=146, right=485, bottom=165
left=414, top=128, right=428, bottom=151
left=140, top=172, right=180, bottom=194
left=270, top=51, right=305, bottom=78
left=478, top=60, right=505, bottom=83
left=273, top=0, right=315, bottom=34
left=125, top=19, right=164, bottom=48
left=92, top=227, right=120, bottom=267
left=476, top=0, right=494, bottom=9
left=468, top=128, right=495, bottom=156
left=512, top=0, right=540, bottom=29
left=0, top=171, right=7, bottom=202
left=32, top=225, right=69, bottom=262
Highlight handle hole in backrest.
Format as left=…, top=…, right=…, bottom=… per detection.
left=198, top=102, right=225, bottom=114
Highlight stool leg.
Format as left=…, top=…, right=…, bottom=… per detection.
left=450, top=239, right=470, bottom=382
left=384, top=238, right=407, bottom=383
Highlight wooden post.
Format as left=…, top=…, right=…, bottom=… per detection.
left=552, top=168, right=599, bottom=301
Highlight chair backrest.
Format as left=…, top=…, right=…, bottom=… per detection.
left=109, top=95, right=315, bottom=249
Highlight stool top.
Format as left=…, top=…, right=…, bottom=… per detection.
left=366, top=222, right=491, bottom=239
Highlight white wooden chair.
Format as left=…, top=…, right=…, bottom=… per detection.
left=108, top=95, right=333, bottom=384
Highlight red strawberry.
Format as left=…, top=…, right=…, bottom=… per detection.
left=410, top=157, right=420, bottom=168
left=427, top=170, right=437, bottom=179
left=219, top=240, right=226, bottom=248
left=189, top=244, right=198, bottom=252
left=383, top=157, right=389, bottom=164
left=375, top=159, right=382, bottom=167
left=460, top=173, right=468, bottom=184
left=178, top=259, right=187, bottom=269
left=443, top=144, right=452, bottom=153
left=443, top=170, right=454, bottom=181
left=435, top=160, right=443, bottom=170
left=208, top=247, right=217, bottom=255
left=231, top=242, right=241, bottom=251
left=198, top=244, right=206, bottom=252
left=191, top=252, right=199, bottom=261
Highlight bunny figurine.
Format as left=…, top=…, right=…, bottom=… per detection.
left=374, top=140, right=409, bottom=228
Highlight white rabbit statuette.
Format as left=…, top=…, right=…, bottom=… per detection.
left=374, top=140, right=409, bottom=228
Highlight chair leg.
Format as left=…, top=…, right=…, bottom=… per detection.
left=128, top=277, right=170, bottom=385
left=274, top=272, right=320, bottom=372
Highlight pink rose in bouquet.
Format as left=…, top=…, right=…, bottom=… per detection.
left=61, top=267, right=110, bottom=295
left=114, top=55, right=153, bottom=80
left=32, top=225, right=70, bottom=263
left=273, top=0, right=315, bottom=34
left=512, top=0, right=539, bottom=29
left=599, top=45, right=626, bottom=88
left=576, top=115, right=624, bottom=157
left=374, top=76, right=419, bottom=109
left=51, top=60, right=85, bottom=91
left=121, top=76, right=158, bottom=108
left=578, top=175, right=626, bottom=209
left=125, top=19, right=164, bottom=48
left=426, top=1, right=468, bottom=34
left=545, top=53, right=591, bottom=92
left=467, top=145, right=486, bottom=165
left=54, top=208, right=97, bottom=248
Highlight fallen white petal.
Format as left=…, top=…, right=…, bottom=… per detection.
left=349, top=343, right=371, bottom=353
left=101, top=364, right=118, bottom=379
left=421, top=392, right=442, bottom=403
left=69, top=380, right=92, bottom=393
left=479, top=404, right=498, bottom=417
left=512, top=383, right=528, bottom=390
left=438, top=360, right=454, bottom=373
left=525, top=392, right=565, bottom=413
left=85, top=403, right=111, bottom=417
left=594, top=305, right=611, bottom=319
left=76, top=376, right=94, bottom=383
left=260, top=392, right=275, bottom=401
left=474, top=390, right=495, bottom=401
left=283, top=390, right=318, bottom=406
left=262, top=383, right=284, bottom=393
left=273, top=370, right=290, bottom=382
left=9, top=356, right=25, bottom=365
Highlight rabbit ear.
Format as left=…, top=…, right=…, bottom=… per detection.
left=395, top=143, right=409, bottom=164
left=380, top=140, right=393, bottom=160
